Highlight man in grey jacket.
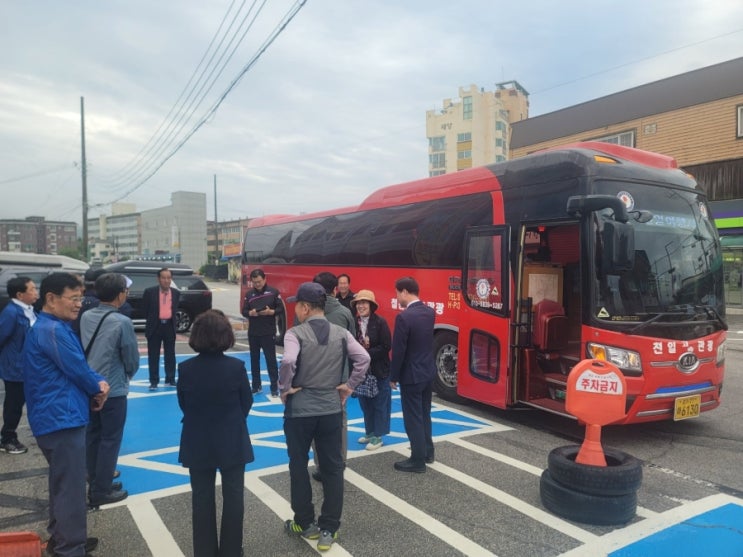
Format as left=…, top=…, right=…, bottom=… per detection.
left=279, top=282, right=369, bottom=552
left=81, top=273, right=139, bottom=508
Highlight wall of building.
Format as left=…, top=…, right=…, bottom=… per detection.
left=141, top=191, right=207, bottom=270
left=511, top=94, right=743, bottom=166
left=426, top=83, right=527, bottom=177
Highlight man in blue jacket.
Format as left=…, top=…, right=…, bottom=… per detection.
left=0, top=276, right=38, bottom=454
left=389, top=276, right=436, bottom=473
left=24, top=272, right=110, bottom=557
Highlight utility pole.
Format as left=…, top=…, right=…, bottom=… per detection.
left=80, top=96, right=89, bottom=261
left=213, top=174, right=219, bottom=264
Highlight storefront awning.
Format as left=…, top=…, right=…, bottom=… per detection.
left=720, top=235, right=743, bottom=248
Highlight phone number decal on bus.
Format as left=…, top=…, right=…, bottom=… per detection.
left=470, top=300, right=504, bottom=310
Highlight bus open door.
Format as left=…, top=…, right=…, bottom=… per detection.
left=455, top=226, right=512, bottom=408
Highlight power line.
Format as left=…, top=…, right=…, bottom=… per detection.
left=102, top=0, right=308, bottom=206
left=0, top=163, right=75, bottom=185
left=531, top=27, right=743, bottom=95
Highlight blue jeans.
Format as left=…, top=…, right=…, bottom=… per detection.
left=284, top=412, right=344, bottom=533
left=358, top=378, right=391, bottom=437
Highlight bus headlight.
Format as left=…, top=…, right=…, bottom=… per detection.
left=587, top=342, right=642, bottom=372
left=717, top=341, right=726, bottom=366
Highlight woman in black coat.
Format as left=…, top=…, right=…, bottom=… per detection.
left=351, top=289, right=392, bottom=451
left=177, top=310, right=254, bottom=557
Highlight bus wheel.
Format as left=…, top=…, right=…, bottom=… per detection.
left=433, top=331, right=459, bottom=401
left=547, top=445, right=643, bottom=496
left=539, top=469, right=637, bottom=526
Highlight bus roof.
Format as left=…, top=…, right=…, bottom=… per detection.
left=247, top=142, right=693, bottom=228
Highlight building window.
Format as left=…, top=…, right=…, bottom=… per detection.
left=429, top=170, right=445, bottom=177
left=457, top=132, right=472, bottom=142
left=457, top=150, right=472, bottom=159
left=429, top=153, right=446, bottom=168
left=463, top=96, right=473, bottom=120
left=496, top=155, right=506, bottom=163
left=495, top=138, right=503, bottom=148
left=593, top=130, right=635, bottom=147
left=738, top=105, right=743, bottom=138
left=429, top=136, right=446, bottom=151
left=495, top=121, right=506, bottom=131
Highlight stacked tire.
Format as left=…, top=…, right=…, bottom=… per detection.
left=540, top=445, right=643, bottom=525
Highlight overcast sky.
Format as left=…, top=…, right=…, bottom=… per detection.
left=2, top=0, right=742, bottom=225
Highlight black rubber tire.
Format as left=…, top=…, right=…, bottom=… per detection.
left=432, top=331, right=460, bottom=401
left=539, top=469, right=637, bottom=526
left=547, top=445, right=643, bottom=496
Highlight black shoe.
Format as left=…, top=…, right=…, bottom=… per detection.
left=46, top=536, right=98, bottom=554
left=312, top=470, right=322, bottom=482
left=251, top=386, right=262, bottom=394
left=165, top=380, right=177, bottom=387
left=394, top=458, right=426, bottom=473
left=148, top=384, right=157, bottom=391
left=110, top=481, right=122, bottom=491
left=425, top=455, right=435, bottom=464
left=89, top=488, right=128, bottom=508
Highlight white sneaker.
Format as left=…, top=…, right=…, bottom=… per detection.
left=365, top=436, right=383, bottom=451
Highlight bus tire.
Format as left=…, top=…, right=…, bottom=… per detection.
left=539, top=469, right=637, bottom=526
left=432, top=331, right=459, bottom=401
left=547, top=445, right=643, bottom=496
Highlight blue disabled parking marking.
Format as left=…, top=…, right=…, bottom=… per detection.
left=119, top=352, right=498, bottom=497
left=608, top=500, right=743, bottom=557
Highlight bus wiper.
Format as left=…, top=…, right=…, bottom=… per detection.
left=628, top=305, right=727, bottom=334
left=695, top=304, right=728, bottom=331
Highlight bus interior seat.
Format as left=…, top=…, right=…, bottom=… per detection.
left=533, top=299, right=568, bottom=353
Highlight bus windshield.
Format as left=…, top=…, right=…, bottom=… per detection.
left=591, top=182, right=725, bottom=338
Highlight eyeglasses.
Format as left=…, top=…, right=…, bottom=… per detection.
left=58, top=295, right=83, bottom=304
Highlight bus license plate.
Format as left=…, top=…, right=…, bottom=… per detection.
left=673, top=394, right=701, bottom=421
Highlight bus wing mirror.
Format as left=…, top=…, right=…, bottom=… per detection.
left=602, top=220, right=635, bottom=273
left=567, top=195, right=629, bottom=223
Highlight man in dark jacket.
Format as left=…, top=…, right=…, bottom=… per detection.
left=241, top=268, right=284, bottom=396
left=143, top=268, right=180, bottom=390
left=389, top=276, right=436, bottom=473
left=0, top=277, right=38, bottom=455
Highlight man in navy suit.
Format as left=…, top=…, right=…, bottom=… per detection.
left=0, top=277, right=38, bottom=455
left=143, top=268, right=181, bottom=390
left=389, top=276, right=436, bottom=473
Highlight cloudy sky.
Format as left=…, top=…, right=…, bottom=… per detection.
left=2, top=0, right=742, bottom=225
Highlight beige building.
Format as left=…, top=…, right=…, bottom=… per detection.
left=425, top=81, right=529, bottom=176
left=510, top=57, right=743, bottom=192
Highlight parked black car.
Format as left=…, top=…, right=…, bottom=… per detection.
left=103, top=261, right=212, bottom=333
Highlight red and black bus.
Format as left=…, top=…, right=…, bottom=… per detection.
left=241, top=142, right=726, bottom=424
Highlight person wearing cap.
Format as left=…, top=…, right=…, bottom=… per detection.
left=279, top=282, right=370, bottom=552
left=81, top=272, right=138, bottom=509
left=389, top=276, right=436, bottom=473
left=350, top=289, right=392, bottom=451
left=71, top=267, right=106, bottom=337
left=309, top=272, right=355, bottom=482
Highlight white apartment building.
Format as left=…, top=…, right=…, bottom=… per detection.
left=425, top=81, right=529, bottom=176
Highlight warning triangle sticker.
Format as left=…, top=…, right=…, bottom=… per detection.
left=491, top=286, right=499, bottom=296
left=597, top=307, right=610, bottom=318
